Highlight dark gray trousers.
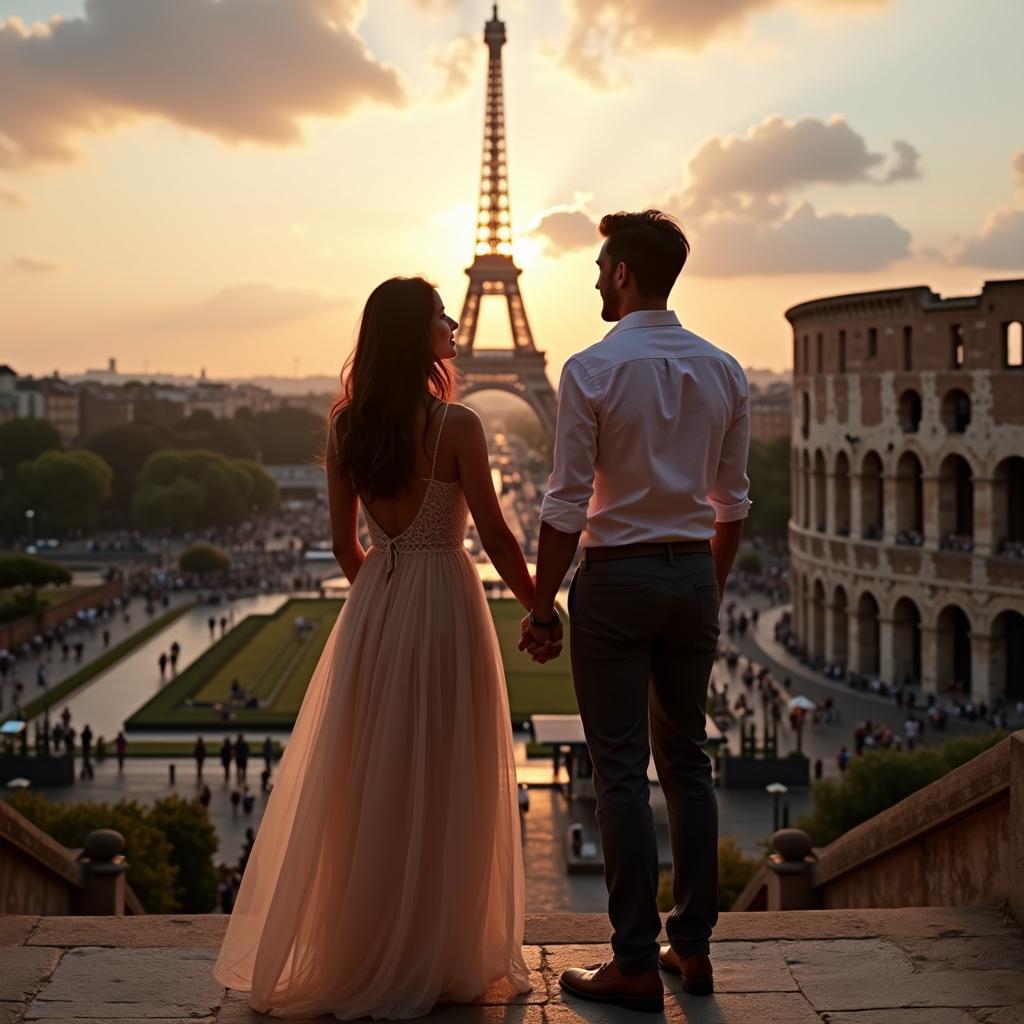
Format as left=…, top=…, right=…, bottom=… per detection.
left=568, top=547, right=720, bottom=972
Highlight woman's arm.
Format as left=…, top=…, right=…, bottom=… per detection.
left=454, top=407, right=535, bottom=610
left=325, top=432, right=366, bottom=583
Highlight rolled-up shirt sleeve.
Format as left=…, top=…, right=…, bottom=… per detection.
left=708, top=373, right=752, bottom=523
left=540, top=358, right=599, bottom=534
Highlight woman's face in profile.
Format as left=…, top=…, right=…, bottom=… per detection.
left=430, top=291, right=458, bottom=361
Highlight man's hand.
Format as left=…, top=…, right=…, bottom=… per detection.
left=519, top=613, right=564, bottom=664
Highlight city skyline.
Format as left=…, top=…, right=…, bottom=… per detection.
left=2, top=0, right=1022, bottom=381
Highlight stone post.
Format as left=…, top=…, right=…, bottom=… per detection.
left=77, top=829, right=127, bottom=916
left=766, top=829, right=819, bottom=910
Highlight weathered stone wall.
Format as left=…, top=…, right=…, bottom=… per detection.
left=786, top=278, right=1024, bottom=701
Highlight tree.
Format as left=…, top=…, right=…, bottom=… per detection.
left=179, top=543, right=231, bottom=576
left=132, top=449, right=269, bottom=530
left=132, top=477, right=206, bottom=533
left=6, top=792, right=179, bottom=913
left=745, top=437, right=790, bottom=536
left=234, top=406, right=326, bottom=464
left=84, top=423, right=164, bottom=517
left=737, top=552, right=763, bottom=574
left=147, top=795, right=220, bottom=912
left=0, top=450, right=113, bottom=534
left=235, top=459, right=279, bottom=512
left=658, top=837, right=759, bottom=912
left=797, top=730, right=1007, bottom=846
left=0, top=554, right=72, bottom=589
left=170, top=411, right=258, bottom=459
left=0, top=418, right=61, bottom=488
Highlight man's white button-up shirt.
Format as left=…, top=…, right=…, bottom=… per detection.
left=540, top=309, right=752, bottom=548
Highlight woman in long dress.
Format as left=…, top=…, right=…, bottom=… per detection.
left=214, top=277, right=539, bottom=1018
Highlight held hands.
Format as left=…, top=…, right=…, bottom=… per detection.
left=518, top=611, right=564, bottom=664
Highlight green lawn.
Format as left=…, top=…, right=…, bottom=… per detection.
left=125, top=597, right=577, bottom=731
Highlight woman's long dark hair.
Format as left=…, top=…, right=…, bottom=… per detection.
left=328, top=277, right=455, bottom=502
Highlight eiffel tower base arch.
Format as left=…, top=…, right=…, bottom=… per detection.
left=456, top=350, right=558, bottom=438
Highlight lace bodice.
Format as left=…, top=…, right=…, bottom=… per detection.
left=361, top=404, right=468, bottom=579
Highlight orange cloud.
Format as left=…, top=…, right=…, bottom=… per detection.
left=10, top=256, right=57, bottom=273
left=159, top=282, right=348, bottom=332
left=0, top=0, right=405, bottom=170
left=557, top=0, right=888, bottom=86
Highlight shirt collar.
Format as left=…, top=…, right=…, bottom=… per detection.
left=603, top=309, right=681, bottom=339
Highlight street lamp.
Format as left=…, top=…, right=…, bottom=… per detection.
left=25, top=508, right=35, bottom=548
left=766, top=781, right=789, bottom=832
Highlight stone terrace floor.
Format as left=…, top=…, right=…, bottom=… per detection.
left=2, top=908, right=1023, bottom=1023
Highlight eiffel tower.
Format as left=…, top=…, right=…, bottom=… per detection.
left=456, top=4, right=558, bottom=438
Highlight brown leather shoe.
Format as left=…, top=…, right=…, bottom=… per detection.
left=559, top=959, right=664, bottom=1013
left=658, top=946, right=714, bottom=995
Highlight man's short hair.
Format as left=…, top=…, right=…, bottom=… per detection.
left=598, top=210, right=690, bottom=298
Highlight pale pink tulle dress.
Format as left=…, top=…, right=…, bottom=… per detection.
left=214, top=405, right=531, bottom=1019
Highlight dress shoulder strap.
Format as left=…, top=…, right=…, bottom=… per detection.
left=429, top=402, right=450, bottom=480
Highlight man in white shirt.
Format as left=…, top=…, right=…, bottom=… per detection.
left=520, top=210, right=750, bottom=1012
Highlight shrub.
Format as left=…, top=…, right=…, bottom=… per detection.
left=797, top=730, right=1007, bottom=846
left=179, top=543, right=231, bottom=576
left=657, top=836, right=760, bottom=912
left=737, top=551, right=762, bottom=574
left=4, top=791, right=220, bottom=912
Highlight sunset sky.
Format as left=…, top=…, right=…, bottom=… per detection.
left=2, top=0, right=1022, bottom=383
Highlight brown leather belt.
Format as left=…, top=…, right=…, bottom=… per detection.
left=582, top=540, right=711, bottom=564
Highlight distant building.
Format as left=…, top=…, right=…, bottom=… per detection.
left=37, top=376, right=81, bottom=443
left=0, top=365, right=19, bottom=425
left=786, top=278, right=1024, bottom=705
left=78, top=386, right=134, bottom=440
left=749, top=381, right=791, bottom=444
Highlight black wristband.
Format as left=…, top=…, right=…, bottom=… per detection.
left=529, top=609, right=560, bottom=629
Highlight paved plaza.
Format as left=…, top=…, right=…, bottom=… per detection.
left=2, top=907, right=1023, bottom=1022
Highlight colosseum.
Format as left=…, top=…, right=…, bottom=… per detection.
left=787, top=278, right=1024, bottom=707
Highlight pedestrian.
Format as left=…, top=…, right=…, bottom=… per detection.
left=114, top=731, right=127, bottom=772
left=80, top=724, right=94, bottom=778
left=219, top=615, right=227, bottom=635
left=170, top=641, right=181, bottom=672
left=199, top=784, right=212, bottom=809
left=260, top=767, right=270, bottom=794
left=73, top=641, right=84, bottom=663
left=262, top=736, right=274, bottom=775
left=102, top=629, right=110, bottom=648
left=51, top=722, right=63, bottom=752
left=220, top=737, right=233, bottom=782
left=60, top=641, right=69, bottom=662
left=208, top=616, right=216, bottom=639
left=36, top=663, right=47, bottom=689
left=158, top=651, right=168, bottom=678
left=837, top=746, right=850, bottom=773
left=813, top=758, right=823, bottom=781
left=194, top=736, right=207, bottom=780
left=241, top=784, right=255, bottom=815
left=239, top=827, right=256, bottom=875
left=235, top=733, right=249, bottom=783
left=217, top=863, right=237, bottom=913
left=230, top=788, right=241, bottom=815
